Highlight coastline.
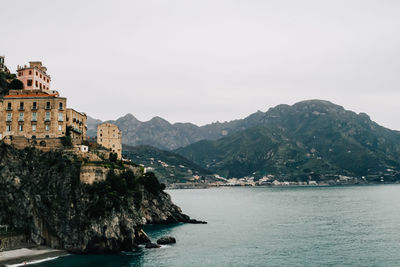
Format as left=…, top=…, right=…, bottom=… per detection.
left=167, top=181, right=400, bottom=190
left=0, top=247, right=69, bottom=267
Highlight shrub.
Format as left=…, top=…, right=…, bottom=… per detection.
left=60, top=136, right=72, bottom=147
left=8, top=79, right=24, bottom=89
left=109, top=152, right=118, bottom=162
left=140, top=172, right=164, bottom=195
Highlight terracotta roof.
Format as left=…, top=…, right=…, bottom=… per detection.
left=4, top=93, right=58, bottom=98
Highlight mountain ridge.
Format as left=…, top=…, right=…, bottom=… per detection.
left=175, top=100, right=400, bottom=181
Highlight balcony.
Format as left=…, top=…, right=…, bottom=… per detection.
left=6, top=118, right=12, bottom=122
left=45, top=118, right=51, bottom=122
left=71, top=127, right=82, bottom=134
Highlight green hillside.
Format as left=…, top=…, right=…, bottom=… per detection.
left=176, top=100, right=400, bottom=182
left=123, top=145, right=214, bottom=185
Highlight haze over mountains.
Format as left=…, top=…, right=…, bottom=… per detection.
left=88, top=100, right=400, bottom=182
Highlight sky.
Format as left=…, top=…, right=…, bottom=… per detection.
left=1, top=0, right=400, bottom=129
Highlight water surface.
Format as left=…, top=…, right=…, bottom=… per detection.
left=34, top=185, right=400, bottom=266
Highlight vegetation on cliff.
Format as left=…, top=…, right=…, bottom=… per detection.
left=0, top=71, right=23, bottom=95
left=0, top=142, right=192, bottom=253
left=122, top=145, right=213, bottom=185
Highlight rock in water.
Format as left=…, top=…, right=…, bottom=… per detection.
left=145, top=242, right=161, bottom=249
left=157, top=236, right=176, bottom=245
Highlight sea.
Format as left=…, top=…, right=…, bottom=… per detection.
left=32, top=185, right=400, bottom=266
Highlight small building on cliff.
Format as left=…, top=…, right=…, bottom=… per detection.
left=97, top=123, right=122, bottom=159
left=0, top=61, right=87, bottom=149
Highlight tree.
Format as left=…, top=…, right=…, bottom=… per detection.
left=8, top=79, right=24, bottom=90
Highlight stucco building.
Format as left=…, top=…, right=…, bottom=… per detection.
left=97, top=123, right=122, bottom=159
left=0, top=61, right=87, bottom=147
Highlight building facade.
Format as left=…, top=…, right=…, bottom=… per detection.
left=97, top=123, right=122, bottom=159
left=0, top=56, right=6, bottom=72
left=16, top=62, right=52, bottom=93
left=0, top=61, right=87, bottom=145
left=66, top=108, right=87, bottom=143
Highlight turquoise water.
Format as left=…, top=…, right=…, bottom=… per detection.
left=34, top=185, right=400, bottom=266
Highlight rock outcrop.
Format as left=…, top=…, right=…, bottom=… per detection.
left=156, top=236, right=176, bottom=245
left=0, top=143, right=199, bottom=253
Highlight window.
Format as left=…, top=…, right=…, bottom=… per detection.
left=46, top=102, right=51, bottom=109
left=32, top=124, right=36, bottom=131
left=29, top=70, right=32, bottom=75
left=58, top=125, right=62, bottom=131
left=19, top=112, right=24, bottom=121
left=45, top=124, right=50, bottom=131
left=47, top=78, right=49, bottom=82
left=58, top=112, right=63, bottom=121
left=6, top=113, right=12, bottom=121
left=35, top=81, right=38, bottom=87
left=18, top=71, right=22, bottom=76
left=32, top=102, right=37, bottom=110
left=40, top=83, right=42, bottom=89
left=45, top=112, right=51, bottom=121
left=40, top=74, right=42, bottom=78
left=36, top=72, right=38, bottom=76
left=6, top=125, right=11, bottom=132
left=19, top=125, right=23, bottom=131
left=19, top=102, right=24, bottom=110
left=32, top=112, right=37, bottom=121
left=59, top=102, right=63, bottom=110
left=27, top=79, right=33, bottom=86
left=7, top=103, right=11, bottom=110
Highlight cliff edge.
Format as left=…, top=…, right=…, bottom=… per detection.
left=0, top=142, right=197, bottom=253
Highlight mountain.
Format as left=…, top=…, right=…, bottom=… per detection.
left=122, top=145, right=214, bottom=185
left=86, top=116, right=103, bottom=137
left=175, top=100, right=400, bottom=182
left=86, top=110, right=267, bottom=150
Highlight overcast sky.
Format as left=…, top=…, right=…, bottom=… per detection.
left=2, top=0, right=400, bottom=129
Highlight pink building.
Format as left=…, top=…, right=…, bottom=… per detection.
left=16, top=62, right=52, bottom=92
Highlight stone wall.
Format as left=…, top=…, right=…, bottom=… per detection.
left=3, top=136, right=63, bottom=152
left=0, top=234, right=29, bottom=251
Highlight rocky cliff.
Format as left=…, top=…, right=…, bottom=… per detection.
left=0, top=143, right=196, bottom=253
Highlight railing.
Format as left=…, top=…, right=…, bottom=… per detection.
left=71, top=127, right=82, bottom=134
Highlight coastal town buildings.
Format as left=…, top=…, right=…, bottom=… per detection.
left=0, top=61, right=87, bottom=148
left=97, top=123, right=122, bottom=159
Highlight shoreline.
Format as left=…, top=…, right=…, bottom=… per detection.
left=167, top=182, right=400, bottom=190
left=0, top=247, right=69, bottom=267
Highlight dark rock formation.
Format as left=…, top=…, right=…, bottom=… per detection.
left=145, top=242, right=161, bottom=249
left=0, top=143, right=199, bottom=253
left=156, top=236, right=176, bottom=245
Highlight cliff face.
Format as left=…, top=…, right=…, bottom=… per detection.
left=0, top=143, right=192, bottom=253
